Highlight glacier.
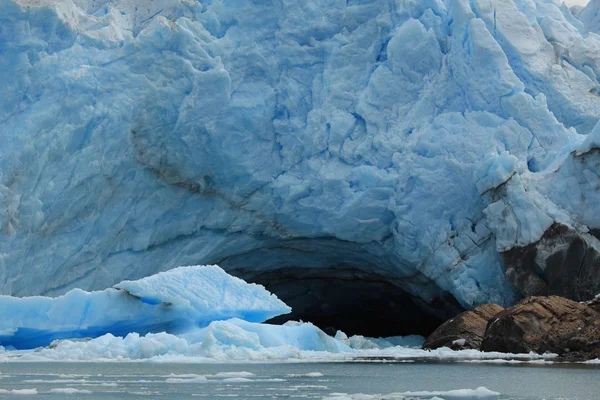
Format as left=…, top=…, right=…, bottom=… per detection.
left=580, top=0, right=600, bottom=33
left=0, top=265, right=290, bottom=349
left=0, top=0, right=600, bottom=335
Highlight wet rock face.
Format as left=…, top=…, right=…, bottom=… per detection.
left=501, top=223, right=600, bottom=301
left=423, top=304, right=504, bottom=350
left=481, top=296, right=600, bottom=360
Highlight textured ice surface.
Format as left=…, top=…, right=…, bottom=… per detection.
left=577, top=120, right=600, bottom=155
left=11, top=319, right=353, bottom=361
left=580, top=0, right=600, bottom=33
left=1, top=317, right=556, bottom=363
left=334, top=330, right=426, bottom=350
left=0, top=265, right=290, bottom=349
left=0, top=0, right=599, bottom=313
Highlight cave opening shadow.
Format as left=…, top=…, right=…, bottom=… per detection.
left=241, top=267, right=462, bottom=338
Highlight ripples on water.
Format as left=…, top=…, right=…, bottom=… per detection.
left=0, top=361, right=598, bottom=399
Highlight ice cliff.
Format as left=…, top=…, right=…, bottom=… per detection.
left=1, top=0, right=600, bottom=335
left=0, top=265, right=290, bottom=349
left=580, top=0, right=600, bottom=33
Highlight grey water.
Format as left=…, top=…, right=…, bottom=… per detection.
left=0, top=362, right=598, bottom=399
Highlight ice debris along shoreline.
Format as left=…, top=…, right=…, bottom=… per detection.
left=0, top=265, right=290, bottom=349
left=0, top=318, right=557, bottom=363
left=0, top=265, right=558, bottom=363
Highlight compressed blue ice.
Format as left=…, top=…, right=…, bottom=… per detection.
left=0, top=0, right=600, bottom=312
left=0, top=265, right=291, bottom=349
left=580, top=0, right=600, bottom=33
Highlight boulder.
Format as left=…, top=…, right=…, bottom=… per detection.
left=424, top=304, right=504, bottom=350
left=501, top=223, right=600, bottom=302
left=481, top=296, right=600, bottom=360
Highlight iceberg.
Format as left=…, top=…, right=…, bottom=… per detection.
left=15, top=319, right=351, bottom=362
left=0, top=0, right=599, bottom=335
left=4, top=317, right=556, bottom=363
left=0, top=265, right=290, bottom=349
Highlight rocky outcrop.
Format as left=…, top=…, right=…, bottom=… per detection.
left=586, top=297, right=600, bottom=314
left=424, top=304, right=504, bottom=350
left=501, top=223, right=600, bottom=302
left=481, top=296, right=600, bottom=360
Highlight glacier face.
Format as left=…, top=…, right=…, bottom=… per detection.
left=580, top=0, right=600, bottom=33
left=0, top=265, right=290, bottom=349
left=0, top=0, right=600, bottom=332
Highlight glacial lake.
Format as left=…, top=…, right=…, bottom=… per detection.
left=0, top=361, right=598, bottom=399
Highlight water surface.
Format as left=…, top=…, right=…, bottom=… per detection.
left=0, top=361, right=598, bottom=399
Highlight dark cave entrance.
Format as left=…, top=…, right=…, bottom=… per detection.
left=220, top=238, right=464, bottom=338
left=257, top=269, right=458, bottom=337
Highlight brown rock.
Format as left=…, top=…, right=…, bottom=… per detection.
left=424, top=304, right=504, bottom=350
left=481, top=296, right=600, bottom=361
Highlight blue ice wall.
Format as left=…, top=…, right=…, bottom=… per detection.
left=0, top=0, right=599, bottom=311
left=580, top=0, right=600, bottom=33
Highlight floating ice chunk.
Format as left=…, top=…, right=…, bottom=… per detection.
left=163, top=371, right=257, bottom=383
left=341, top=334, right=425, bottom=350
left=400, top=386, right=501, bottom=398
left=0, top=266, right=290, bottom=349
left=222, top=377, right=254, bottom=383
left=334, top=331, right=349, bottom=341
left=211, top=372, right=254, bottom=378
left=114, top=265, right=291, bottom=324
left=183, top=319, right=351, bottom=354
left=49, top=388, right=92, bottom=394
left=0, top=389, right=39, bottom=395
left=165, top=375, right=208, bottom=383
left=323, top=386, right=500, bottom=399
left=12, top=319, right=349, bottom=362
left=286, top=372, right=324, bottom=377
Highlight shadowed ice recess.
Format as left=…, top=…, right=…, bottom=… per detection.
left=1, top=0, right=600, bottom=336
